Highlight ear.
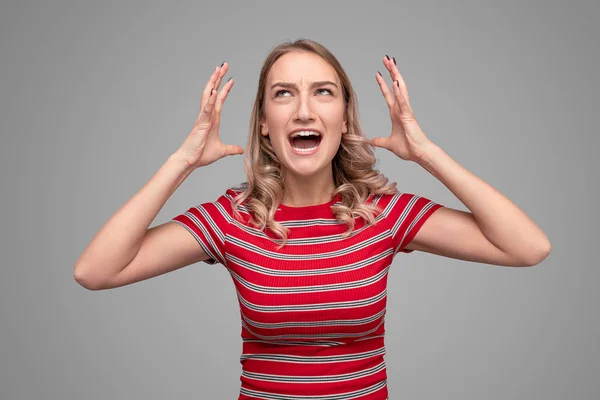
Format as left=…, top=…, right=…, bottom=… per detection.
left=261, top=125, right=269, bottom=136
left=260, top=116, right=269, bottom=136
left=342, top=119, right=348, bottom=134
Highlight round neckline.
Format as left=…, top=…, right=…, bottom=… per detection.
left=278, top=194, right=341, bottom=212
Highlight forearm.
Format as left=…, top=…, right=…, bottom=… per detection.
left=74, top=152, right=195, bottom=282
left=417, top=143, right=551, bottom=261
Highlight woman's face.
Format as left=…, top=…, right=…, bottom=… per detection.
left=261, top=51, right=347, bottom=179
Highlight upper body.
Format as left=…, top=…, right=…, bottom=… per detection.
left=76, top=38, right=551, bottom=400
left=172, top=186, right=443, bottom=398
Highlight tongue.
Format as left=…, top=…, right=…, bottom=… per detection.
left=292, top=137, right=318, bottom=149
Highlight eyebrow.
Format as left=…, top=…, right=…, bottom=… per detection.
left=270, top=80, right=338, bottom=90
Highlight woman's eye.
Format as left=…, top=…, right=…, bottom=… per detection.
left=317, top=88, right=332, bottom=95
left=275, top=88, right=332, bottom=97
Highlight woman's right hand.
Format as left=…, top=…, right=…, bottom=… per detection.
left=176, top=62, right=243, bottom=169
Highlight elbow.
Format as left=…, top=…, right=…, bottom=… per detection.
left=73, top=265, right=103, bottom=291
left=522, top=239, right=552, bottom=267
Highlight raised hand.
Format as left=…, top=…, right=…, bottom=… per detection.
left=370, top=55, right=434, bottom=162
left=176, top=62, right=243, bottom=168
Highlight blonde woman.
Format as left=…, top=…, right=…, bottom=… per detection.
left=74, top=39, right=551, bottom=399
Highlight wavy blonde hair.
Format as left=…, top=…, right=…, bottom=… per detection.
left=232, top=38, right=398, bottom=247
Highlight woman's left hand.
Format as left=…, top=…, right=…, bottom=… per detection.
left=369, top=55, right=435, bottom=163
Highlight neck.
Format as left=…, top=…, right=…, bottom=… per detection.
left=281, top=167, right=336, bottom=207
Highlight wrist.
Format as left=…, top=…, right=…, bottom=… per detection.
left=414, top=141, right=440, bottom=165
left=168, top=151, right=197, bottom=174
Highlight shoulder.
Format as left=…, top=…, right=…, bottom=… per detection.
left=218, top=183, right=254, bottom=223
left=365, top=191, right=404, bottom=212
left=370, top=191, right=442, bottom=219
left=223, top=183, right=250, bottom=208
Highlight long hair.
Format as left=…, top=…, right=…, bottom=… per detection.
left=232, top=38, right=398, bottom=247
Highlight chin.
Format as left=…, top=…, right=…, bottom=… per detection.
left=283, top=159, right=333, bottom=178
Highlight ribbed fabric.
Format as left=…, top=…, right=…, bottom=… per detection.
left=172, top=187, right=444, bottom=399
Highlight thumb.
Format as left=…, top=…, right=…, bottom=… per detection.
left=369, top=136, right=389, bottom=149
left=224, top=144, right=244, bottom=157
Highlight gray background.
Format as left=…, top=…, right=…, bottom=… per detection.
left=1, top=0, right=598, bottom=399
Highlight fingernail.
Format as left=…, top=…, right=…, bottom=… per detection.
left=220, top=61, right=225, bottom=67
left=377, top=71, right=382, bottom=76
left=227, top=77, right=232, bottom=82
left=385, top=54, right=390, bottom=61
left=393, top=57, right=396, bottom=65
left=395, top=80, right=399, bottom=87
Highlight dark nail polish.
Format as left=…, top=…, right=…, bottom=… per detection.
left=220, top=61, right=225, bottom=67
left=227, top=77, right=232, bottom=82
left=393, top=57, right=396, bottom=65
left=395, top=80, right=399, bottom=87
left=385, top=55, right=390, bottom=61
left=377, top=71, right=382, bottom=76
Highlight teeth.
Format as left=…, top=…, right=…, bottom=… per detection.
left=290, top=130, right=321, bottom=138
left=289, top=130, right=321, bottom=153
left=292, top=144, right=319, bottom=152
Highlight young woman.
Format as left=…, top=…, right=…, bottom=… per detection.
left=74, top=39, right=551, bottom=399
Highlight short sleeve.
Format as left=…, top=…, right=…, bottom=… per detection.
left=387, top=193, right=444, bottom=255
left=171, top=189, right=236, bottom=265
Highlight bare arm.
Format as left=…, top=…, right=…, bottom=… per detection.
left=74, top=62, right=242, bottom=290
left=73, top=153, right=207, bottom=290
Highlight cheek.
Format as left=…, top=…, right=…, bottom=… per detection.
left=323, top=115, right=346, bottom=131
left=322, top=102, right=346, bottom=122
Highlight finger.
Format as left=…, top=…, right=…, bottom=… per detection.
left=197, top=87, right=218, bottom=126
left=369, top=136, right=390, bottom=149
left=384, top=56, right=412, bottom=109
left=375, top=71, right=395, bottom=109
left=392, top=80, right=413, bottom=118
left=205, top=62, right=229, bottom=125
left=212, top=78, right=234, bottom=131
left=200, top=66, right=221, bottom=109
left=213, top=62, right=229, bottom=95
left=214, top=77, right=234, bottom=120
left=224, top=144, right=244, bottom=156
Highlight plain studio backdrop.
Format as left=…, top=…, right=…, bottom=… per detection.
left=1, top=0, right=598, bottom=399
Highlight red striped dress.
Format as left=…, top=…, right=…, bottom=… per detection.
left=172, top=187, right=444, bottom=399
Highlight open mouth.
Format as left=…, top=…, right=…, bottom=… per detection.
left=288, top=130, right=322, bottom=153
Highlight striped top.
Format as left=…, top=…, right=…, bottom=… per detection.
left=172, top=187, right=443, bottom=399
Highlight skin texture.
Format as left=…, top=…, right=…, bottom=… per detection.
left=260, top=51, right=551, bottom=266
left=260, top=51, right=347, bottom=207
left=370, top=55, right=551, bottom=265
left=75, top=52, right=552, bottom=293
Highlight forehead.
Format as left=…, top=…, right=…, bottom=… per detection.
left=267, top=51, right=339, bottom=86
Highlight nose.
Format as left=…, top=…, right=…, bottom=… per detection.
left=294, top=92, right=315, bottom=121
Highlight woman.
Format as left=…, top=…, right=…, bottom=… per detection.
left=74, top=39, right=551, bottom=399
